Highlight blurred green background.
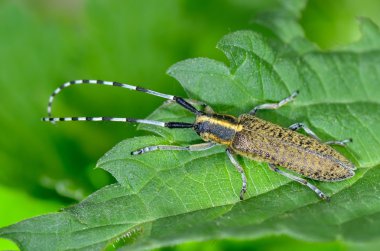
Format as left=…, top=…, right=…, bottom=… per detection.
left=0, top=0, right=379, bottom=250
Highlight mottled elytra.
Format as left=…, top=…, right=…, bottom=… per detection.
left=43, top=80, right=356, bottom=201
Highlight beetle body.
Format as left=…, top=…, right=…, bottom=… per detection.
left=194, top=113, right=355, bottom=182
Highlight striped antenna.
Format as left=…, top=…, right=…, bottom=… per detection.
left=46, top=79, right=200, bottom=118
left=42, top=117, right=194, bottom=129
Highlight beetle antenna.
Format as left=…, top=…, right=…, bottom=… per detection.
left=46, top=80, right=201, bottom=117
left=42, top=116, right=194, bottom=129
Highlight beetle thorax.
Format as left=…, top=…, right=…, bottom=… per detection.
left=194, top=113, right=239, bottom=145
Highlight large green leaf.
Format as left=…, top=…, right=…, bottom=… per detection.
left=1, top=10, right=380, bottom=251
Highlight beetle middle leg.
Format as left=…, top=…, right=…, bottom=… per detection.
left=226, top=149, right=247, bottom=200
left=268, top=164, right=329, bottom=201
left=289, top=123, right=352, bottom=146
left=131, top=142, right=216, bottom=155
left=249, top=90, right=299, bottom=115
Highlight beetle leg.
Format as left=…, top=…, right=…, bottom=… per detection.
left=249, top=90, right=299, bottom=115
left=185, top=99, right=215, bottom=114
left=226, top=149, right=247, bottom=200
left=131, top=142, right=216, bottom=155
left=288, top=123, right=321, bottom=141
left=325, top=138, right=352, bottom=147
left=268, top=164, right=329, bottom=201
left=165, top=98, right=214, bottom=113
left=290, top=123, right=352, bottom=147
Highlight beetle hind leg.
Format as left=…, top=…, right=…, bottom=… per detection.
left=226, top=149, right=247, bottom=200
left=325, top=138, right=352, bottom=147
left=289, top=123, right=352, bottom=147
left=288, top=123, right=321, bottom=141
left=268, top=164, right=330, bottom=201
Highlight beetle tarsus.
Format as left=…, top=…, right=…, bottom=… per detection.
left=240, top=187, right=247, bottom=200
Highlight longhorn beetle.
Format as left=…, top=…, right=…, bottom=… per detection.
left=43, top=80, right=356, bottom=201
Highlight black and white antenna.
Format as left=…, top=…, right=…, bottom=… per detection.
left=43, top=79, right=201, bottom=129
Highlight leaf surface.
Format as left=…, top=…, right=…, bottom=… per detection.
left=1, top=11, right=380, bottom=251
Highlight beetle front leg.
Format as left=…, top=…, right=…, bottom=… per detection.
left=131, top=142, right=217, bottom=155
left=165, top=98, right=214, bottom=113
left=226, top=149, right=247, bottom=200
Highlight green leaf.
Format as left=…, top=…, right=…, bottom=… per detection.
left=0, top=186, right=63, bottom=250
left=2, top=13, right=380, bottom=251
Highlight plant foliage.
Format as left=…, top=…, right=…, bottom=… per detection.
left=2, top=2, right=380, bottom=250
